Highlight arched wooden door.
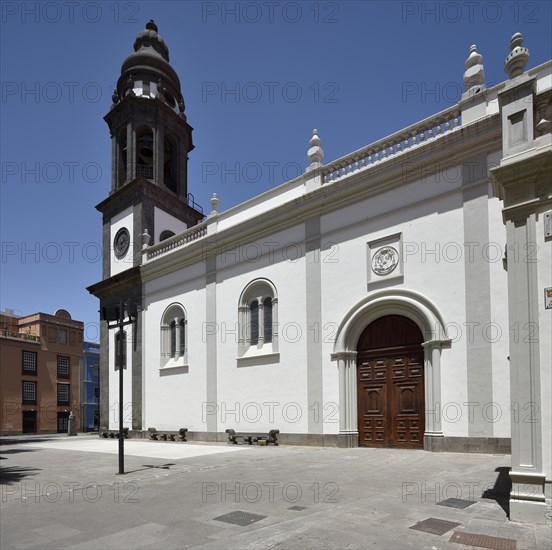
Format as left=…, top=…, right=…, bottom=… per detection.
left=357, top=315, right=424, bottom=449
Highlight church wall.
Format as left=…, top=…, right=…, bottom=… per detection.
left=214, top=223, right=311, bottom=434
left=143, top=265, right=208, bottom=431
left=487, top=185, right=511, bottom=439
left=318, top=156, right=510, bottom=442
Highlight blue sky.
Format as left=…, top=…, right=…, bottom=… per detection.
left=1, top=0, right=551, bottom=340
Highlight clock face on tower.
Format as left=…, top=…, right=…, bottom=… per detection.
left=114, top=227, right=130, bottom=257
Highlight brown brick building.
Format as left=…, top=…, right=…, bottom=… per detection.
left=0, top=309, right=84, bottom=434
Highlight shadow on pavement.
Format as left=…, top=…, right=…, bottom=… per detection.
left=0, top=437, right=57, bottom=446
left=0, top=465, right=42, bottom=485
left=125, top=463, right=177, bottom=474
left=482, top=466, right=512, bottom=517
left=0, top=448, right=39, bottom=455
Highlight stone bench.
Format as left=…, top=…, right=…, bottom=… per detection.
left=148, top=427, right=188, bottom=442
left=100, top=427, right=129, bottom=439
left=226, top=429, right=279, bottom=446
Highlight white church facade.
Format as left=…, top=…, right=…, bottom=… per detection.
left=89, top=22, right=551, bottom=523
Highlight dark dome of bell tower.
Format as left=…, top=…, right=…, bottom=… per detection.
left=114, top=20, right=186, bottom=116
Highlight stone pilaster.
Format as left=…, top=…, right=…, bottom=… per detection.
left=490, top=33, right=552, bottom=523
left=332, top=351, right=358, bottom=447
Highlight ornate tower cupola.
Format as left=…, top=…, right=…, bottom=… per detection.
left=106, top=19, right=194, bottom=200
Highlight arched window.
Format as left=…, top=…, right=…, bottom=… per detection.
left=118, top=129, right=127, bottom=187
left=164, top=134, right=177, bottom=193
left=179, top=318, right=185, bottom=356
left=238, top=279, right=278, bottom=358
left=160, top=303, right=188, bottom=368
left=170, top=320, right=176, bottom=358
left=263, top=297, right=273, bottom=343
left=250, top=300, right=259, bottom=346
left=136, top=125, right=154, bottom=180
left=159, top=230, right=175, bottom=242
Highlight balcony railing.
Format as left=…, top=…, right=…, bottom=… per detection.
left=1, top=330, right=40, bottom=343
left=322, top=106, right=462, bottom=184
left=146, top=221, right=208, bottom=260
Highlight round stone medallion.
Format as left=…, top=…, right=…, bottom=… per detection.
left=371, top=246, right=399, bottom=276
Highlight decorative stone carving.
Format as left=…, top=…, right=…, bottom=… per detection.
left=371, top=246, right=399, bottom=276
left=210, top=193, right=220, bottom=215
left=306, top=129, right=324, bottom=172
left=505, top=32, right=529, bottom=79
left=142, top=228, right=151, bottom=249
left=463, top=44, right=485, bottom=92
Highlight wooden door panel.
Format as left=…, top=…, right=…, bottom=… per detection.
left=357, top=317, right=424, bottom=449
left=359, top=381, right=387, bottom=446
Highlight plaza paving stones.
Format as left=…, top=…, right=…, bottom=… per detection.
left=437, top=498, right=477, bottom=509
left=1, top=434, right=551, bottom=549
left=409, top=518, right=461, bottom=535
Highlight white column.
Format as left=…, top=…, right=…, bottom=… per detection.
left=333, top=351, right=358, bottom=446
left=257, top=296, right=264, bottom=346
left=422, top=340, right=449, bottom=451
left=173, top=317, right=179, bottom=358
left=338, top=357, right=346, bottom=433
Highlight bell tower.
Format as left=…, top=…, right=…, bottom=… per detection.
left=88, top=21, right=204, bottom=434
left=96, top=19, right=204, bottom=279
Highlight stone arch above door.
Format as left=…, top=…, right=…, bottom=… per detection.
left=331, top=289, right=451, bottom=450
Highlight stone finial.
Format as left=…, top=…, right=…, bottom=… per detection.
left=146, top=19, right=158, bottom=32
left=210, top=193, right=220, bottom=215
left=142, top=228, right=151, bottom=249
left=505, top=32, right=529, bottom=79
left=306, top=129, right=324, bottom=172
left=463, top=44, right=485, bottom=91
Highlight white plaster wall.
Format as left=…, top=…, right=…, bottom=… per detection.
left=487, top=188, right=511, bottom=438
left=215, top=224, right=310, bottom=433
left=143, top=266, right=208, bottom=431
left=110, top=207, right=133, bottom=276
left=154, top=206, right=188, bottom=244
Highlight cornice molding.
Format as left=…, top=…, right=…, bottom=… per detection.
left=142, top=114, right=502, bottom=281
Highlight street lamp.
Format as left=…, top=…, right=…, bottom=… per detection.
left=102, top=300, right=136, bottom=474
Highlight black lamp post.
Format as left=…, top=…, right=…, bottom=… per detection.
left=102, top=300, right=136, bottom=475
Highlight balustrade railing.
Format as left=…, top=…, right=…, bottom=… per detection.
left=146, top=222, right=208, bottom=260
left=322, top=107, right=461, bottom=184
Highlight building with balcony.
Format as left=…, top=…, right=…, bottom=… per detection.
left=88, top=23, right=551, bottom=523
left=0, top=308, right=84, bottom=434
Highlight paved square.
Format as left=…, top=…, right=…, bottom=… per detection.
left=1, top=435, right=550, bottom=549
